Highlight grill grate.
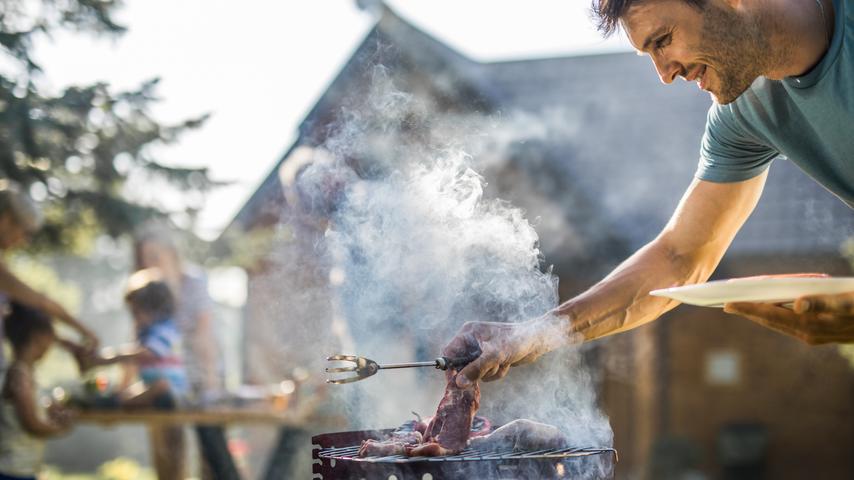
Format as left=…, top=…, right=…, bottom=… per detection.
left=318, top=445, right=617, bottom=463
left=312, top=429, right=617, bottom=479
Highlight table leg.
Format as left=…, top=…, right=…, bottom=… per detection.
left=196, top=425, right=241, bottom=480
left=262, top=426, right=307, bottom=480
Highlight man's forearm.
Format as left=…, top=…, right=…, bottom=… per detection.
left=448, top=177, right=765, bottom=385
left=551, top=175, right=768, bottom=343
left=554, top=235, right=718, bottom=342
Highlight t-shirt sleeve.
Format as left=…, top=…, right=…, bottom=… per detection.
left=696, top=104, right=779, bottom=182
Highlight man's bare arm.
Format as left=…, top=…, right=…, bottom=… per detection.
left=447, top=172, right=768, bottom=386
left=562, top=173, right=768, bottom=340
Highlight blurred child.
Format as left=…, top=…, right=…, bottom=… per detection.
left=0, top=302, right=74, bottom=480
left=86, top=268, right=190, bottom=406
left=83, top=268, right=188, bottom=478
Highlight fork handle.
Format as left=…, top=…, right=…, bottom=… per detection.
left=435, top=352, right=480, bottom=371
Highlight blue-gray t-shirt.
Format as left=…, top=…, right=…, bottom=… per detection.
left=697, top=0, right=854, bottom=207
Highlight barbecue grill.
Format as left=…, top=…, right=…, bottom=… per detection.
left=312, top=428, right=617, bottom=479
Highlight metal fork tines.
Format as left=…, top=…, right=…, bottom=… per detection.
left=325, top=354, right=441, bottom=384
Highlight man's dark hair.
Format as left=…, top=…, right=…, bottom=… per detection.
left=591, top=0, right=707, bottom=37
left=125, top=269, right=175, bottom=320
left=4, top=302, right=54, bottom=350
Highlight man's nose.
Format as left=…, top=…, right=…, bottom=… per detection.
left=652, top=56, right=682, bottom=84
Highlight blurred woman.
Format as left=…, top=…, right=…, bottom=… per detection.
left=133, top=227, right=220, bottom=397
left=132, top=225, right=238, bottom=478
left=0, top=181, right=97, bottom=374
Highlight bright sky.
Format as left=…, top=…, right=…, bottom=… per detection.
left=32, top=0, right=632, bottom=240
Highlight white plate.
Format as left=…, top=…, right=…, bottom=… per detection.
left=649, top=276, right=854, bottom=308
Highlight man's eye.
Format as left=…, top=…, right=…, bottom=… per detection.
left=655, top=34, right=672, bottom=50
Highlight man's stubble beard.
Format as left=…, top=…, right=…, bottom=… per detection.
left=699, top=5, right=779, bottom=104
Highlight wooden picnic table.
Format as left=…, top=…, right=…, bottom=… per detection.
left=75, top=404, right=336, bottom=426
left=74, top=399, right=347, bottom=479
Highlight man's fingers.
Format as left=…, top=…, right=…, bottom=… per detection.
left=442, top=332, right=474, bottom=358
left=795, top=292, right=854, bottom=315
left=456, top=353, right=495, bottom=388
left=483, top=363, right=512, bottom=382
left=514, top=352, right=541, bottom=366
left=724, top=302, right=852, bottom=344
left=724, top=302, right=797, bottom=324
left=724, top=302, right=804, bottom=336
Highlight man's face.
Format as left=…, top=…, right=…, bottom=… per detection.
left=622, top=0, right=771, bottom=105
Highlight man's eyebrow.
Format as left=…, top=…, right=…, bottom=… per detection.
left=641, top=26, right=669, bottom=52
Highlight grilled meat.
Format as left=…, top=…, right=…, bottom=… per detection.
left=467, top=419, right=567, bottom=451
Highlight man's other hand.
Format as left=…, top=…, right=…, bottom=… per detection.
left=724, top=291, right=854, bottom=344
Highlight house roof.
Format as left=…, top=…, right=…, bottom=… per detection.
left=221, top=5, right=492, bottom=235
left=222, top=6, right=854, bottom=260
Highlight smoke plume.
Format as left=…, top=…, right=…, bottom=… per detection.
left=290, top=64, right=613, bottom=476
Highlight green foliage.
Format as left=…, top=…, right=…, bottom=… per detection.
left=1, top=0, right=223, bottom=252
left=1, top=0, right=126, bottom=73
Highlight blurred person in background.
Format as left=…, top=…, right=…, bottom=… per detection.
left=133, top=226, right=221, bottom=397
left=83, top=268, right=188, bottom=479
left=0, top=181, right=97, bottom=375
left=132, top=225, right=238, bottom=479
left=0, top=302, right=75, bottom=480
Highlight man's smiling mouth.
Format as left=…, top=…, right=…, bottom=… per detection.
left=695, top=65, right=709, bottom=91
left=684, top=64, right=705, bottom=81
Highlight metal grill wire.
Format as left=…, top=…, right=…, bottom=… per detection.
left=318, top=445, right=617, bottom=463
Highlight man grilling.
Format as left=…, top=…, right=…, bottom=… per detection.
left=444, top=0, right=854, bottom=388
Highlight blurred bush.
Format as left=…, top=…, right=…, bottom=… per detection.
left=1, top=0, right=222, bottom=253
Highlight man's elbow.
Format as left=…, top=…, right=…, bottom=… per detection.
left=653, top=234, right=721, bottom=284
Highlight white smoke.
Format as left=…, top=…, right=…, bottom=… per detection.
left=290, top=64, right=613, bottom=476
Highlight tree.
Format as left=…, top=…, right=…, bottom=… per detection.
left=0, top=0, right=220, bottom=252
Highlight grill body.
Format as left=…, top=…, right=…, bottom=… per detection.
left=312, top=429, right=616, bottom=479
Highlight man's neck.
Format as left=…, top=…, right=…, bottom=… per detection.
left=762, top=0, right=835, bottom=79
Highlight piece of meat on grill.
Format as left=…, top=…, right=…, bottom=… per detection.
left=404, top=441, right=456, bottom=457
left=407, top=370, right=480, bottom=456
left=358, top=429, right=422, bottom=457
left=357, top=429, right=423, bottom=457
left=467, top=419, right=567, bottom=452
left=358, top=439, right=408, bottom=457
left=357, top=369, right=483, bottom=458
